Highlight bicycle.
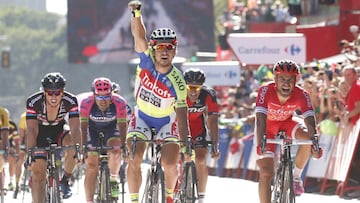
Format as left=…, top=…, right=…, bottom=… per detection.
left=131, top=127, right=180, bottom=203
left=26, top=140, right=81, bottom=203
left=119, top=161, right=127, bottom=203
left=174, top=138, right=217, bottom=203
left=84, top=132, right=123, bottom=203
left=261, top=131, right=320, bottom=203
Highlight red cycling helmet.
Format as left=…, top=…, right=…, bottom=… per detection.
left=273, top=60, right=299, bottom=76
left=92, top=77, right=112, bottom=94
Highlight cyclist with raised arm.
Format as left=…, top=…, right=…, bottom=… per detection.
left=183, top=68, right=220, bottom=203
left=80, top=77, right=128, bottom=203
left=255, top=60, right=322, bottom=203
left=127, top=1, right=190, bottom=203
left=26, top=72, right=81, bottom=203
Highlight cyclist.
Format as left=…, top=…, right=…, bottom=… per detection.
left=7, top=120, right=20, bottom=192
left=127, top=1, right=190, bottom=203
left=183, top=68, right=221, bottom=203
left=255, top=60, right=322, bottom=202
left=13, top=111, right=27, bottom=198
left=0, top=106, right=9, bottom=189
left=26, top=72, right=81, bottom=202
left=80, top=77, right=128, bottom=203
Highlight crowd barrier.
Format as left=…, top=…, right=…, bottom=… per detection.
left=207, top=118, right=360, bottom=197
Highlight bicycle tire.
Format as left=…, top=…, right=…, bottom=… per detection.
left=183, top=162, right=198, bottom=203
left=280, top=162, right=295, bottom=203
left=271, top=163, right=283, bottom=203
left=52, top=168, right=63, bottom=203
left=142, top=164, right=166, bottom=203
left=97, top=166, right=112, bottom=203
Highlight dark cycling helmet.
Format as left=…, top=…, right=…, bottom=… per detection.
left=183, top=68, right=206, bottom=85
left=149, top=28, right=177, bottom=46
left=92, top=77, right=112, bottom=94
left=273, top=60, right=299, bottom=76
left=41, top=72, right=66, bottom=90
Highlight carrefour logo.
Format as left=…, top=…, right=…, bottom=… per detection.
left=285, top=44, right=301, bottom=56
left=224, top=71, right=237, bottom=79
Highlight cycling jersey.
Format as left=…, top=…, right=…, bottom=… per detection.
left=187, top=86, right=219, bottom=139
left=255, top=82, right=314, bottom=153
left=80, top=93, right=127, bottom=146
left=132, top=50, right=187, bottom=132
left=9, top=120, right=19, bottom=149
left=26, top=91, right=79, bottom=147
left=0, top=106, right=10, bottom=133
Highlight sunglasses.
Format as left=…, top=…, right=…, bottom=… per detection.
left=95, top=95, right=111, bottom=101
left=153, top=44, right=176, bottom=51
left=45, top=90, right=62, bottom=96
left=186, top=85, right=202, bottom=91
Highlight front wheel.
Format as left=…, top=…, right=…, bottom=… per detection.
left=97, top=167, right=112, bottom=203
left=280, top=162, right=295, bottom=203
left=142, top=164, right=165, bottom=203
left=182, top=162, right=198, bottom=203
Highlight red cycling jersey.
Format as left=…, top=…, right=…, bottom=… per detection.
left=255, top=82, right=314, bottom=141
left=187, top=86, right=219, bottom=138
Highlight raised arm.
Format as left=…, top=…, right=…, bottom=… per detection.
left=128, top=0, right=148, bottom=53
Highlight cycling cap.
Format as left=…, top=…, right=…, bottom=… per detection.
left=183, top=68, right=206, bottom=85
left=273, top=60, right=299, bottom=76
left=150, top=28, right=177, bottom=46
left=111, top=82, right=121, bottom=94
left=41, top=72, right=66, bottom=90
left=92, top=77, right=112, bottom=94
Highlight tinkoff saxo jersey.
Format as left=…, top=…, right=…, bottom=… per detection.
left=134, top=50, right=187, bottom=124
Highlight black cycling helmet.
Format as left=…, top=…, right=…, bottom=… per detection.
left=273, top=60, right=300, bottom=76
left=41, top=72, right=66, bottom=90
left=183, top=68, right=206, bottom=85
left=150, top=28, right=177, bottom=46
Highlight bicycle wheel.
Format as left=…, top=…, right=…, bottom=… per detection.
left=271, top=164, right=282, bottom=203
left=280, top=162, right=295, bottom=203
left=142, top=165, right=166, bottom=203
left=47, top=170, right=62, bottom=203
left=97, top=167, right=112, bottom=203
left=183, top=162, right=198, bottom=203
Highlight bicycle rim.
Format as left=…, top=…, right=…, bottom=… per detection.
left=280, top=163, right=295, bottom=203
left=184, top=162, right=198, bottom=203
left=142, top=166, right=166, bottom=203
left=271, top=164, right=283, bottom=203
left=98, top=167, right=111, bottom=203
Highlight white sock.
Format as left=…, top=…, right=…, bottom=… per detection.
left=293, top=166, right=303, bottom=179
left=198, top=192, right=205, bottom=203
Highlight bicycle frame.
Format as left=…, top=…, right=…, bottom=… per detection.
left=263, top=132, right=315, bottom=203
left=132, top=128, right=166, bottom=203
left=27, top=143, right=80, bottom=203
left=85, top=132, right=121, bottom=203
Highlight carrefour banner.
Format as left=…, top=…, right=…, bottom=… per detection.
left=227, top=33, right=306, bottom=65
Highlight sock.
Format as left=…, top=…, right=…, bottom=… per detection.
left=293, top=166, right=303, bottom=179
left=130, top=193, right=139, bottom=203
left=110, top=174, right=118, bottom=181
left=198, top=192, right=205, bottom=203
left=9, top=176, right=14, bottom=184
left=165, top=188, right=173, bottom=199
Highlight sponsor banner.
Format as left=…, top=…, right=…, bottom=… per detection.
left=181, top=61, right=241, bottom=86
left=227, top=33, right=306, bottom=65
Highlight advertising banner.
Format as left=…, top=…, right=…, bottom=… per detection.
left=227, top=33, right=306, bottom=65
